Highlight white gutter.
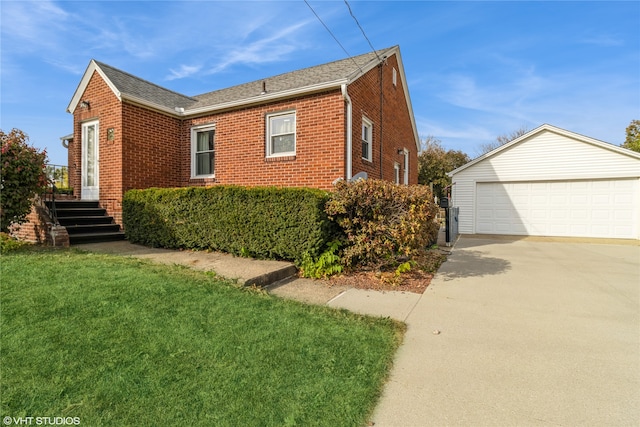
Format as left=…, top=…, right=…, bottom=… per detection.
left=341, top=84, right=352, bottom=180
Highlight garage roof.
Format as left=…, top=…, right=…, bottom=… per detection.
left=448, top=124, right=640, bottom=177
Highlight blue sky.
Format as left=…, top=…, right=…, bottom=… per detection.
left=1, top=0, right=638, bottom=165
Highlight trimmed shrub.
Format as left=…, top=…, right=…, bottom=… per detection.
left=325, top=179, right=439, bottom=270
left=123, top=186, right=337, bottom=263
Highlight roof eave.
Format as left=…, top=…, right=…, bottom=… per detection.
left=121, top=94, right=188, bottom=117
left=66, top=60, right=122, bottom=113
left=392, top=47, right=420, bottom=152
left=181, top=79, right=348, bottom=117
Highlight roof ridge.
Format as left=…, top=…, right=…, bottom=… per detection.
left=93, top=60, right=197, bottom=102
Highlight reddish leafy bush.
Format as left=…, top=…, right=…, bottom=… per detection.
left=1, top=129, right=48, bottom=232
left=325, top=179, right=439, bottom=270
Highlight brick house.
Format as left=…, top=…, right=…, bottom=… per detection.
left=66, top=45, right=419, bottom=227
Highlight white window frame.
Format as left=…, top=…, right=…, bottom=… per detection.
left=362, top=116, right=373, bottom=162
left=266, top=111, right=296, bottom=158
left=191, top=124, right=216, bottom=178
left=403, top=148, right=409, bottom=185
left=394, top=162, right=400, bottom=184
left=392, top=67, right=397, bottom=87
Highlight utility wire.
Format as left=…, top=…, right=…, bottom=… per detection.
left=343, top=0, right=382, bottom=62
left=303, top=0, right=364, bottom=74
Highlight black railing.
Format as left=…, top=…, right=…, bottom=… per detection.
left=41, top=164, right=70, bottom=226
left=45, top=164, right=69, bottom=191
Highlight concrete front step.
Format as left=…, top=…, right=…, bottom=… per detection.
left=70, top=231, right=126, bottom=245
left=46, top=200, right=100, bottom=210
left=58, top=216, right=116, bottom=226
left=64, top=223, right=122, bottom=235
left=55, top=208, right=108, bottom=217
left=46, top=199, right=125, bottom=245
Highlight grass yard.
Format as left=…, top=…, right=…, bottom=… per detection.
left=1, top=249, right=404, bottom=426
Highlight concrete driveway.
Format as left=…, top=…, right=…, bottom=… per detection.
left=371, top=236, right=640, bottom=426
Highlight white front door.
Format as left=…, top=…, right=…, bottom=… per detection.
left=81, top=120, right=99, bottom=200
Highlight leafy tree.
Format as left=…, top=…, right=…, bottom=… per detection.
left=476, top=125, right=530, bottom=156
left=417, top=136, right=469, bottom=199
left=1, top=129, right=48, bottom=232
left=621, top=119, right=640, bottom=152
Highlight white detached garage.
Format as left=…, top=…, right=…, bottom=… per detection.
left=448, top=124, right=640, bottom=240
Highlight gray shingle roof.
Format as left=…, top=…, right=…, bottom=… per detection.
left=190, top=47, right=395, bottom=109
left=95, top=61, right=197, bottom=109
left=95, top=46, right=396, bottom=112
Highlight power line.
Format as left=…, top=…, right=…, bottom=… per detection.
left=303, top=0, right=364, bottom=74
left=343, top=0, right=382, bottom=62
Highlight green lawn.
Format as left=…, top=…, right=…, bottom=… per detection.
left=1, top=249, right=404, bottom=426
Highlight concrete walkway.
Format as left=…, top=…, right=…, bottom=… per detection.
left=75, top=240, right=297, bottom=287
left=368, top=236, right=640, bottom=426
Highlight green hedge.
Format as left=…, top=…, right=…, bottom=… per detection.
left=122, top=186, right=336, bottom=262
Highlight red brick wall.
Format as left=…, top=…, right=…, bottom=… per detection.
left=182, top=90, right=346, bottom=191
left=348, top=53, right=418, bottom=184
left=9, top=199, right=69, bottom=247
left=122, top=103, right=182, bottom=191
left=67, top=55, right=418, bottom=227
left=69, top=71, right=124, bottom=223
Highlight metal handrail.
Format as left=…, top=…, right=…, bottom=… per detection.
left=41, top=181, right=60, bottom=226
left=42, top=164, right=69, bottom=227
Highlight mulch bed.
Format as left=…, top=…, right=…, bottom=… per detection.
left=326, top=269, right=434, bottom=294
left=323, top=249, right=449, bottom=294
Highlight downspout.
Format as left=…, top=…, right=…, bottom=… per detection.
left=379, top=62, right=384, bottom=179
left=341, top=84, right=352, bottom=180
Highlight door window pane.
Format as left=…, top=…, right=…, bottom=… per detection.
left=85, top=125, right=95, bottom=186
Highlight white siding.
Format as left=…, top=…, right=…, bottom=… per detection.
left=451, top=128, right=640, bottom=238
left=455, top=130, right=640, bottom=182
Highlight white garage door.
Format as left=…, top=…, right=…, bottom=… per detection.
left=476, top=180, right=638, bottom=239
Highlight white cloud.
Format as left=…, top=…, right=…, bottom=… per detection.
left=205, top=20, right=312, bottom=74
left=580, top=33, right=624, bottom=47
left=0, top=0, right=71, bottom=51
left=167, top=64, right=203, bottom=81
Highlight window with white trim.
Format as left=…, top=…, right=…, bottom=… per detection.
left=191, top=124, right=215, bottom=178
left=362, top=117, right=373, bottom=161
left=394, top=162, right=400, bottom=184
left=267, top=111, right=296, bottom=157
left=392, top=67, right=397, bottom=87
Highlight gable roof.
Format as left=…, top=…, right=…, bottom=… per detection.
left=448, top=124, right=640, bottom=177
left=67, top=46, right=400, bottom=116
